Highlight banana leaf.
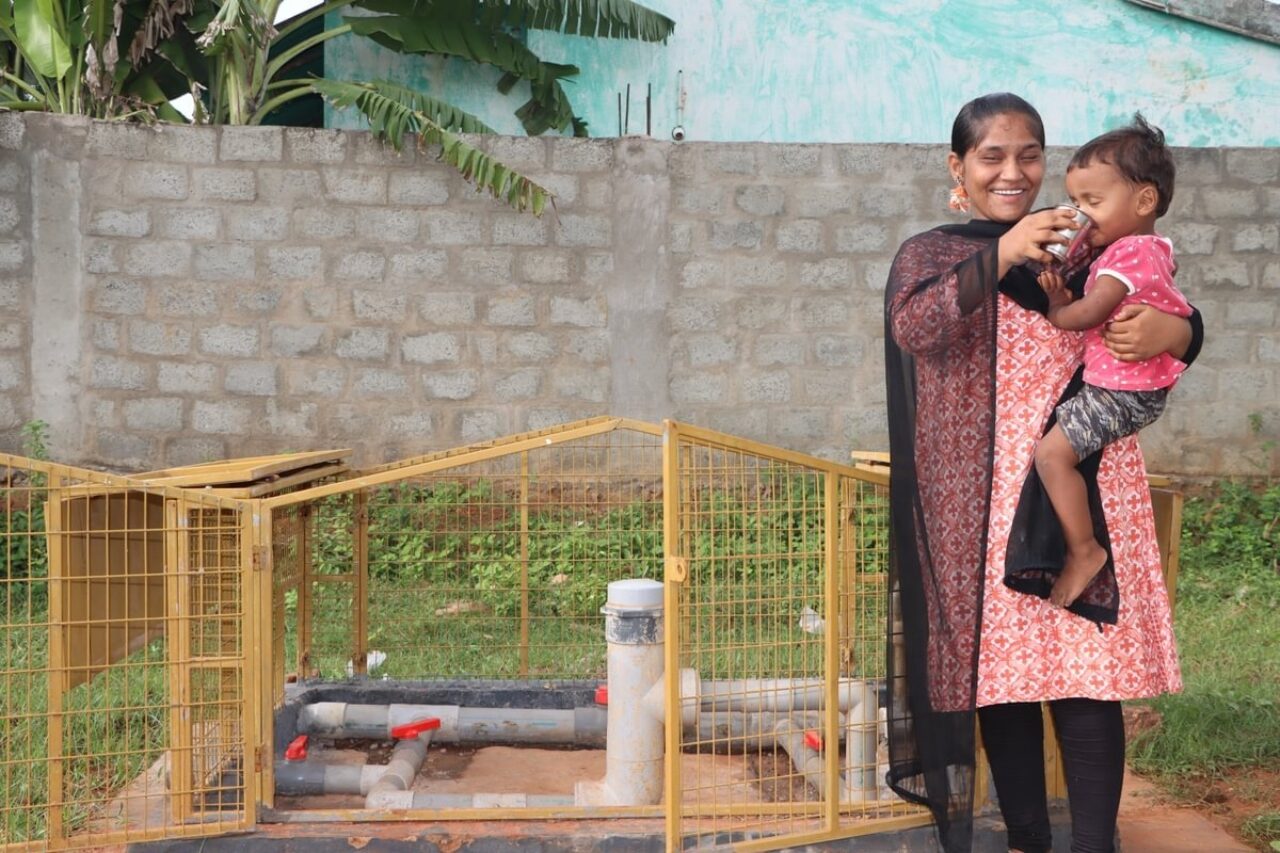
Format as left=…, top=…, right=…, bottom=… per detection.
left=475, top=0, right=673, bottom=41
left=13, top=0, right=73, bottom=78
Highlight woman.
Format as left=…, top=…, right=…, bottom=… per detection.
left=883, top=93, right=1201, bottom=853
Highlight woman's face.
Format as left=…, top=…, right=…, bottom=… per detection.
left=948, top=112, right=1045, bottom=222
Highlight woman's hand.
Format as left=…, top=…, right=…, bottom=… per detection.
left=1102, top=304, right=1194, bottom=362
left=997, top=208, right=1079, bottom=279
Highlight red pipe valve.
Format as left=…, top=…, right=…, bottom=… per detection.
left=284, top=734, right=309, bottom=761
left=391, top=717, right=442, bottom=740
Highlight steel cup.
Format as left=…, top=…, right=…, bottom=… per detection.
left=1044, top=204, right=1094, bottom=266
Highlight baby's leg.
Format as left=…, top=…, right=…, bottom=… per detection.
left=1034, top=425, right=1108, bottom=608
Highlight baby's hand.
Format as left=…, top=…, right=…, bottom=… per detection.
left=1037, top=269, right=1072, bottom=307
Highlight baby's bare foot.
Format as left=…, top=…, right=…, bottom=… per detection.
left=1050, top=541, right=1109, bottom=608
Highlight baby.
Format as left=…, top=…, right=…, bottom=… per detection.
left=1035, top=114, right=1191, bottom=609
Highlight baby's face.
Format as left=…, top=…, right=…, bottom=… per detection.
left=1064, top=162, right=1152, bottom=247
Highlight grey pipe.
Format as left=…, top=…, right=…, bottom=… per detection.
left=368, top=730, right=434, bottom=800
left=297, top=702, right=606, bottom=746
left=276, top=731, right=436, bottom=803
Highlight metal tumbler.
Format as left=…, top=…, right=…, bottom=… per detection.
left=1044, top=204, right=1094, bottom=266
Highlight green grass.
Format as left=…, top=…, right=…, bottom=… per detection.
left=1127, top=480, right=1280, bottom=826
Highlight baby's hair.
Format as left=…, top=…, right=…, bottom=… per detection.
left=1069, top=113, right=1175, bottom=217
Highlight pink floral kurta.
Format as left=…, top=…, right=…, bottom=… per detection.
left=976, top=295, right=1182, bottom=706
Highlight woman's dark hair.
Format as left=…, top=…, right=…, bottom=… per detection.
left=950, top=93, right=1046, bottom=156
left=1068, top=113, right=1175, bottom=217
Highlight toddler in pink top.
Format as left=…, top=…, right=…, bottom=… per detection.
left=1035, top=114, right=1191, bottom=610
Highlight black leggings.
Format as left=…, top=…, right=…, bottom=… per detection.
left=978, top=699, right=1125, bottom=853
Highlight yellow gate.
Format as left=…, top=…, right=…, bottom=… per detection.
left=661, top=423, right=928, bottom=851
left=1, top=454, right=256, bottom=851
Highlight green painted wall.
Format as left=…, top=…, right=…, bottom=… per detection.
left=324, top=0, right=1280, bottom=146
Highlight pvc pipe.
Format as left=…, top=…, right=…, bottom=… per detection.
left=274, top=760, right=385, bottom=796
left=642, top=669, right=874, bottom=720
left=297, top=702, right=606, bottom=746
left=366, top=791, right=576, bottom=809
left=367, top=730, right=434, bottom=800
left=843, top=680, right=878, bottom=801
left=575, top=579, right=665, bottom=807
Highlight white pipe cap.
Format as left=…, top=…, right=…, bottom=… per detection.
left=607, top=578, right=663, bottom=608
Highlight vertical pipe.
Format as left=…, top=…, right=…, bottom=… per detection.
left=353, top=491, right=368, bottom=676
left=823, top=474, right=839, bottom=830
left=519, top=451, right=530, bottom=677
left=298, top=503, right=312, bottom=677
left=661, top=420, right=683, bottom=849
left=44, top=479, right=65, bottom=843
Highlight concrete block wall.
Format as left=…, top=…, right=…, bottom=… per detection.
left=0, top=113, right=1276, bottom=475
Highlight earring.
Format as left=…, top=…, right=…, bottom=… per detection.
left=948, top=177, right=970, bottom=214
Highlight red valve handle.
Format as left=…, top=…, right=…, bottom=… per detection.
left=804, top=730, right=823, bottom=751
left=594, top=684, right=609, bottom=705
left=391, top=717, right=442, bottom=740
left=284, top=734, right=308, bottom=761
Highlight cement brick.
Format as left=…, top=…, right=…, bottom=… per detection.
left=0, top=240, right=25, bottom=272
left=1259, top=338, right=1280, bottom=363
left=566, top=331, right=609, bottom=363
left=126, top=241, right=193, bottom=277
left=85, top=123, right=150, bottom=159
left=423, top=211, right=484, bottom=244
left=796, top=297, right=850, bottom=327
left=93, top=431, right=153, bottom=466
left=390, top=249, right=449, bottom=280
left=159, top=284, right=219, bottom=317
left=519, top=250, right=573, bottom=284
left=802, top=370, right=854, bottom=402
left=766, top=145, right=824, bottom=177
left=353, top=290, right=408, bottom=321
left=0, top=355, right=22, bottom=390
left=526, top=407, right=577, bottom=430
left=799, top=258, right=851, bottom=290
left=93, top=277, right=146, bottom=314
left=773, top=408, right=829, bottom=440
left=1163, top=222, right=1218, bottom=255
left=1199, top=260, right=1251, bottom=289
left=1225, top=150, right=1280, bottom=184
left=1201, top=187, right=1259, bottom=219
left=1220, top=367, right=1274, bottom=400
left=0, top=113, right=26, bottom=150
left=790, top=187, right=854, bottom=218
left=582, top=252, right=615, bottom=283
left=675, top=186, right=725, bottom=215
left=815, top=335, right=863, bottom=367
left=863, top=260, right=892, bottom=291
left=193, top=167, right=256, bottom=201
left=484, top=135, right=548, bottom=170
left=423, top=370, right=478, bottom=400
left=270, top=324, right=326, bottom=357
left=743, top=371, right=791, bottom=403
left=257, top=168, right=325, bottom=204
left=837, top=146, right=889, bottom=175
left=549, top=296, right=606, bottom=328
left=494, top=369, right=541, bottom=399
left=155, top=207, right=221, bottom=240
left=0, top=396, right=20, bottom=429
left=123, top=163, right=189, bottom=201
left=294, top=207, right=354, bottom=239
left=222, top=362, right=276, bottom=396
left=705, top=146, right=757, bottom=175
left=129, top=320, right=192, bottom=356
left=333, top=250, right=386, bottom=282
left=227, top=207, right=289, bottom=241
left=685, top=333, right=736, bottom=367
left=555, top=214, right=611, bottom=248
left=335, top=328, right=390, bottom=361
left=88, top=209, right=149, bottom=238
left=460, top=410, right=504, bottom=442
left=1265, top=261, right=1280, bottom=289
left=0, top=322, right=19, bottom=349
left=164, top=437, right=227, bottom=466
left=193, top=243, right=254, bottom=280
left=679, top=258, right=724, bottom=289
left=458, top=248, right=515, bottom=286
left=1174, top=147, right=1222, bottom=183
left=123, top=397, right=183, bottom=431
left=537, top=174, right=579, bottom=205
left=199, top=324, right=260, bottom=357
left=388, top=173, right=450, bottom=206
left=158, top=362, right=217, bottom=393
left=83, top=240, right=116, bottom=275
left=550, top=139, right=613, bottom=172
left=286, top=128, right=348, bottom=164
left=89, top=356, right=146, bottom=390
left=474, top=331, right=499, bottom=365
left=220, top=126, right=283, bottom=162
left=582, top=178, right=613, bottom=209
left=387, top=411, right=435, bottom=438
left=289, top=367, right=345, bottom=396
left=235, top=288, right=282, bottom=313
left=669, top=373, right=727, bottom=404
left=265, top=246, right=324, bottom=279
left=493, top=213, right=549, bottom=246
left=146, top=125, right=217, bottom=164
left=355, top=367, right=407, bottom=395
left=402, top=332, right=460, bottom=364
left=753, top=336, right=805, bottom=366
left=857, top=185, right=919, bottom=217
left=0, top=161, right=24, bottom=193
left=192, top=400, right=251, bottom=434
left=1231, top=224, right=1279, bottom=253
left=724, top=257, right=785, bottom=290
left=551, top=369, right=608, bottom=402
left=1225, top=300, right=1277, bottom=328
left=352, top=134, right=415, bottom=166
left=486, top=294, right=536, bottom=326
left=356, top=208, right=421, bottom=243
left=669, top=221, right=696, bottom=254
left=0, top=278, right=17, bottom=309
left=419, top=293, right=476, bottom=325
left=773, top=217, right=824, bottom=251
left=735, top=185, right=785, bottom=217
left=709, top=221, right=763, bottom=251
left=670, top=297, right=722, bottom=331
left=504, top=332, right=556, bottom=361
left=264, top=400, right=319, bottom=438
left=304, top=288, right=336, bottom=319
left=323, top=168, right=387, bottom=204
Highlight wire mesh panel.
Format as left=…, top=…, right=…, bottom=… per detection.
left=1, top=455, right=253, bottom=851
left=663, top=424, right=927, bottom=851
